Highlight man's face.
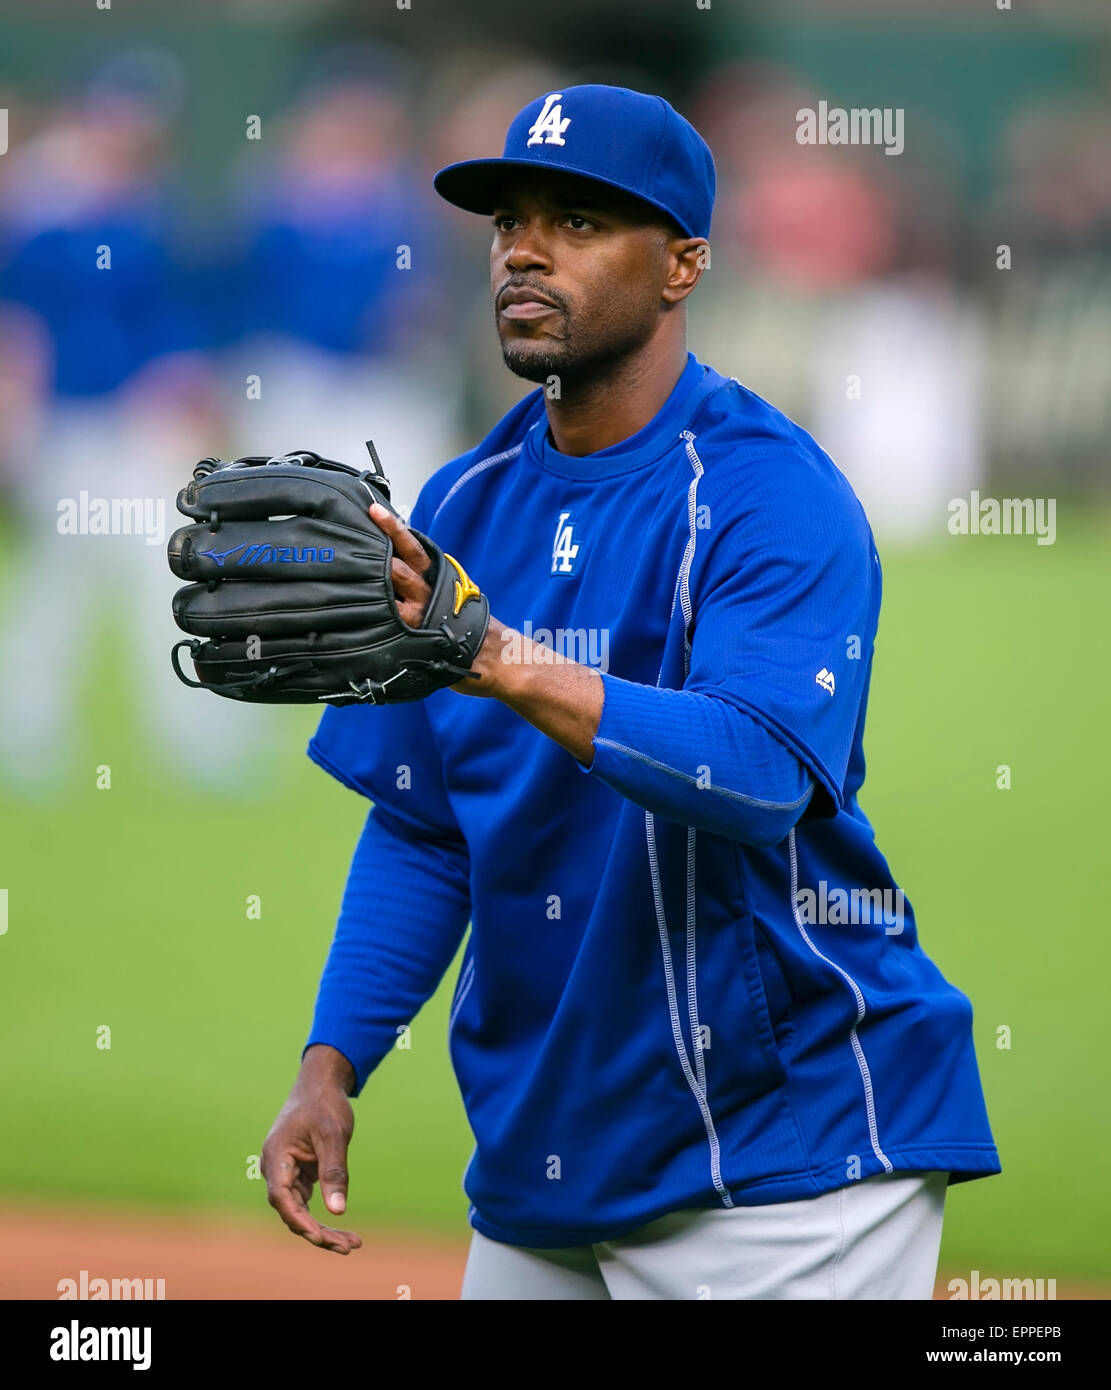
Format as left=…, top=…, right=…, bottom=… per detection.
left=490, top=170, right=680, bottom=388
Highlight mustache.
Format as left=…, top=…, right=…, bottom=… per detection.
left=495, top=279, right=570, bottom=312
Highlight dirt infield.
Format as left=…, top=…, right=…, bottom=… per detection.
left=1, top=1203, right=1104, bottom=1300
left=0, top=1203, right=468, bottom=1301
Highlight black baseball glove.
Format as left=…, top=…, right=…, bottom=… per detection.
left=166, top=446, right=490, bottom=705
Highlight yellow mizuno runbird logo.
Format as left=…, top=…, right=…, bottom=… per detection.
left=444, top=553, right=480, bottom=615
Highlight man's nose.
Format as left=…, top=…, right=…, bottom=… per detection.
left=503, top=222, right=553, bottom=274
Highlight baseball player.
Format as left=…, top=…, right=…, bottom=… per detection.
left=250, top=85, right=1000, bottom=1299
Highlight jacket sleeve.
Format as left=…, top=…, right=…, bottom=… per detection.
left=304, top=798, right=470, bottom=1094
left=583, top=676, right=815, bottom=847
left=582, top=452, right=879, bottom=845
left=305, top=685, right=472, bottom=1094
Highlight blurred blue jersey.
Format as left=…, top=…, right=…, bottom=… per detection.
left=232, top=173, right=431, bottom=355
left=1, top=184, right=204, bottom=397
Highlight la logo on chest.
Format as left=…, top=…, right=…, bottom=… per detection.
left=551, top=511, right=580, bottom=575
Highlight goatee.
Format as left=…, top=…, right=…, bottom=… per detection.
left=500, top=342, right=571, bottom=384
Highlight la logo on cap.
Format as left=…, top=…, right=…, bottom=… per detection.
left=527, top=93, right=571, bottom=147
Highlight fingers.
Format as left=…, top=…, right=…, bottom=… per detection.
left=368, top=502, right=434, bottom=626
left=369, top=502, right=431, bottom=576
left=315, top=1130, right=351, bottom=1219
left=391, top=556, right=433, bottom=628
left=264, top=1148, right=361, bottom=1256
left=392, top=556, right=430, bottom=603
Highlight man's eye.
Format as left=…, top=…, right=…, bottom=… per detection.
left=493, top=215, right=517, bottom=232
left=565, top=214, right=593, bottom=230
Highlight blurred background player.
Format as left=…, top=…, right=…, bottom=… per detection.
left=218, top=46, right=458, bottom=521
left=0, top=50, right=253, bottom=793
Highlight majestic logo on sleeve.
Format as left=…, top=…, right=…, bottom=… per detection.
left=815, top=667, right=836, bottom=696
left=551, top=511, right=580, bottom=574
left=527, top=93, right=571, bottom=147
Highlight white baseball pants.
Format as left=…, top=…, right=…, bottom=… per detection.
left=461, top=1170, right=947, bottom=1300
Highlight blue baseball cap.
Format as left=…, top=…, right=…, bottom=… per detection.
left=434, top=84, right=715, bottom=240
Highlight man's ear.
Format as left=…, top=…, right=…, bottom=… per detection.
left=662, top=238, right=710, bottom=306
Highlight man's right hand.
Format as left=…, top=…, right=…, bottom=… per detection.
left=261, top=1044, right=362, bottom=1255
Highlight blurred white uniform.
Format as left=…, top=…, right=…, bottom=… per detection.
left=811, top=279, right=986, bottom=543
left=692, top=274, right=986, bottom=543
left=226, top=338, right=459, bottom=522
left=0, top=393, right=269, bottom=795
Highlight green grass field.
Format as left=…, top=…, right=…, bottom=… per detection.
left=1, top=512, right=1107, bottom=1280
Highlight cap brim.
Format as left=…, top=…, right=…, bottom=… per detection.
left=433, top=157, right=693, bottom=236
